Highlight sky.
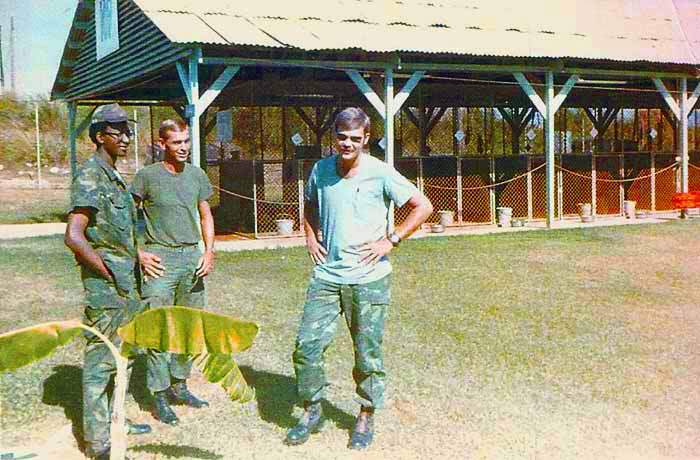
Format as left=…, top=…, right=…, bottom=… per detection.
left=0, top=0, right=74, bottom=97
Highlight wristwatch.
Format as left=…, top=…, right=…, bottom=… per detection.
left=388, top=231, right=402, bottom=247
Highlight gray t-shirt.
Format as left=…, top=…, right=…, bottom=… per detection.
left=130, top=162, right=213, bottom=247
left=305, top=154, right=419, bottom=284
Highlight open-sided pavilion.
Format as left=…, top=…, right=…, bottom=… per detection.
left=52, top=0, right=700, bottom=235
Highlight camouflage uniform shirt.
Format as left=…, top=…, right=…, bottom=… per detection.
left=69, top=154, right=139, bottom=289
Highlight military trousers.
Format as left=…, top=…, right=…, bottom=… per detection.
left=292, top=274, right=391, bottom=409
left=141, top=244, right=206, bottom=393
left=81, top=266, right=145, bottom=454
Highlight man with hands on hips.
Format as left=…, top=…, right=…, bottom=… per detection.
left=286, top=107, right=433, bottom=450
left=130, top=119, right=215, bottom=427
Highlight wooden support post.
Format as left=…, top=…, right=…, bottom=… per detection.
left=527, top=155, right=533, bottom=220
left=591, top=154, right=597, bottom=217
left=619, top=155, right=625, bottom=216
left=557, top=153, right=563, bottom=220
left=545, top=72, right=555, bottom=227
left=282, top=106, right=288, bottom=159
left=452, top=108, right=459, bottom=155
left=489, top=156, right=496, bottom=224
left=149, top=106, right=155, bottom=162
left=679, top=78, right=689, bottom=193
left=67, top=105, right=97, bottom=178
left=385, top=65, right=395, bottom=230
left=252, top=161, right=259, bottom=238
left=297, top=160, right=304, bottom=231
left=651, top=152, right=656, bottom=212
left=178, top=51, right=240, bottom=168
left=68, top=102, right=77, bottom=178
left=418, top=157, right=424, bottom=194
left=188, top=50, right=202, bottom=167
left=654, top=77, right=694, bottom=195
left=259, top=107, right=264, bottom=159
left=456, top=157, right=463, bottom=224
left=514, top=72, right=578, bottom=227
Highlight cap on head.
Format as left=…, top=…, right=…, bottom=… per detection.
left=91, top=103, right=132, bottom=125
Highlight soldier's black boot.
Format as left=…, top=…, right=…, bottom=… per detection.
left=168, top=380, right=209, bottom=408
left=153, top=391, right=179, bottom=425
left=285, top=402, right=323, bottom=446
left=348, top=407, right=374, bottom=450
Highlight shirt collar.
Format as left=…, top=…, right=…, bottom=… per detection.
left=93, top=154, right=127, bottom=189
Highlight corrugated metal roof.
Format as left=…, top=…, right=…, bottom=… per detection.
left=53, top=0, right=188, bottom=100
left=132, top=0, right=700, bottom=65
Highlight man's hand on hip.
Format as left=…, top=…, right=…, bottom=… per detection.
left=306, top=237, right=327, bottom=265
left=359, top=239, right=393, bottom=266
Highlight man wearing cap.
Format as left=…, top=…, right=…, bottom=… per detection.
left=130, top=119, right=214, bottom=426
left=64, top=103, right=151, bottom=460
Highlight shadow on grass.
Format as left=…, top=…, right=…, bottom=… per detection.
left=130, top=444, right=222, bottom=459
left=240, top=366, right=356, bottom=431
left=40, top=357, right=155, bottom=453
left=41, top=365, right=84, bottom=450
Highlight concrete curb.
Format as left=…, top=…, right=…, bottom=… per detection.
left=0, top=214, right=680, bottom=248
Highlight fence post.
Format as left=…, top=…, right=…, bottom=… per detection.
left=34, top=103, right=42, bottom=188
left=591, top=154, right=597, bottom=217
left=527, top=156, right=533, bottom=220
left=489, top=156, right=496, bottom=224
left=619, top=155, right=625, bottom=216
left=418, top=158, right=424, bottom=194
left=651, top=153, right=656, bottom=212
left=297, top=160, right=304, bottom=232
left=456, top=157, right=463, bottom=224
left=557, top=155, right=563, bottom=219
left=252, top=161, right=259, bottom=238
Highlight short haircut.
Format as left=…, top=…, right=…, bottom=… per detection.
left=159, top=119, right=189, bottom=140
left=334, top=107, right=370, bottom=134
left=89, top=122, right=108, bottom=145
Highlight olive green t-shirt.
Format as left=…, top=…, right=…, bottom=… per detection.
left=130, top=162, right=213, bottom=247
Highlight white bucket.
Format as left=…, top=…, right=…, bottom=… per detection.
left=577, top=203, right=592, bottom=217
left=578, top=203, right=592, bottom=222
left=496, top=207, right=512, bottom=227
left=275, top=218, right=294, bottom=235
left=438, top=210, right=454, bottom=227
left=623, top=200, right=636, bottom=219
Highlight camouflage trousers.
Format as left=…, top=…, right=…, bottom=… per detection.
left=292, top=274, right=391, bottom=409
left=81, top=267, right=145, bottom=455
left=141, top=244, right=206, bottom=393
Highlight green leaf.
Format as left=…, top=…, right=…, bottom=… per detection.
left=118, top=306, right=259, bottom=402
left=196, top=353, right=256, bottom=403
left=0, top=320, right=83, bottom=372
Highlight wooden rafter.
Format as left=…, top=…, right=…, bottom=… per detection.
left=497, top=107, right=535, bottom=153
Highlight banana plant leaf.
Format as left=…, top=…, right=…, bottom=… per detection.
left=118, top=306, right=259, bottom=402
left=0, top=320, right=84, bottom=372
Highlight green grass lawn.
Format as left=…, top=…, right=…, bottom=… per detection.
left=0, top=188, right=69, bottom=224
left=1, top=221, right=700, bottom=459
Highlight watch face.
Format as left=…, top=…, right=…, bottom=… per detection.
left=389, top=233, right=400, bottom=245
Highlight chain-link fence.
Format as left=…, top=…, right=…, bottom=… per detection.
left=561, top=155, right=592, bottom=216
left=461, top=158, right=492, bottom=223
left=658, top=154, right=680, bottom=211
left=208, top=152, right=680, bottom=237
left=198, top=105, right=691, bottom=237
